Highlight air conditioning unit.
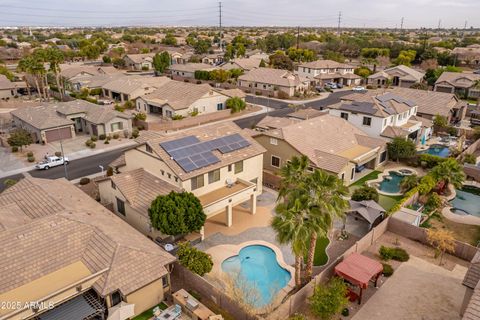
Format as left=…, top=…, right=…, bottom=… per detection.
left=225, top=177, right=234, bottom=188
left=186, top=298, right=199, bottom=311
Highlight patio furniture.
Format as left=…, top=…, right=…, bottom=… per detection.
left=156, top=304, right=182, bottom=320
left=334, top=252, right=383, bottom=304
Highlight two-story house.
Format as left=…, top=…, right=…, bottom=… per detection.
left=327, top=92, right=430, bottom=143
left=295, top=60, right=361, bottom=86
left=368, top=65, right=425, bottom=88
left=98, top=122, right=265, bottom=240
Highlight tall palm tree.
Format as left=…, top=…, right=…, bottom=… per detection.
left=45, top=47, right=65, bottom=100
left=17, top=56, right=45, bottom=100
left=304, top=169, right=349, bottom=280
left=278, top=155, right=309, bottom=201
left=430, top=159, right=466, bottom=192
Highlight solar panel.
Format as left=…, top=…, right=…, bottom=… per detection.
left=160, top=136, right=199, bottom=152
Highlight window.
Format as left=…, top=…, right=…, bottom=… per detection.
left=161, top=170, right=165, bottom=176
left=362, top=117, right=372, bottom=126
left=340, top=112, right=349, bottom=120
left=380, top=151, right=387, bottom=163
left=191, top=175, right=204, bottom=190
left=116, top=197, right=125, bottom=216
left=217, top=103, right=224, bottom=111
left=234, top=161, right=243, bottom=174
left=270, top=138, right=278, bottom=145
left=271, top=156, right=280, bottom=168
left=146, top=144, right=152, bottom=153
left=350, top=167, right=355, bottom=180
left=110, top=122, right=124, bottom=132
left=341, top=173, right=345, bottom=181
left=111, top=181, right=116, bottom=190
left=307, top=166, right=314, bottom=172
left=167, top=173, right=171, bottom=179
left=162, top=276, right=169, bottom=288
left=228, top=164, right=232, bottom=172
left=383, top=119, right=387, bottom=127
left=111, top=290, right=122, bottom=306
left=390, top=116, right=394, bottom=124
left=174, top=177, right=178, bottom=182
left=208, top=169, right=220, bottom=184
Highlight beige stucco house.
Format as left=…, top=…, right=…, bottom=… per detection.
left=102, top=76, right=171, bottom=102
left=368, top=65, right=425, bottom=88
left=98, top=122, right=265, bottom=240
left=252, top=114, right=387, bottom=186
left=0, top=177, right=176, bottom=320
left=123, top=53, right=154, bottom=71
left=434, top=71, right=480, bottom=99
left=295, top=60, right=361, bottom=86
left=0, top=74, right=17, bottom=99
left=169, top=63, right=217, bottom=79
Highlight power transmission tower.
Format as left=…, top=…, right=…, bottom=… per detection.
left=218, top=1, right=223, bottom=51
left=296, top=26, right=300, bottom=49
left=337, top=11, right=342, bottom=35
left=400, top=17, right=404, bottom=33
left=437, top=19, right=442, bottom=31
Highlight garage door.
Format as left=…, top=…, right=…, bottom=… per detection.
left=45, top=127, right=72, bottom=143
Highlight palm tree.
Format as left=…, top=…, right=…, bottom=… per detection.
left=304, top=169, right=349, bottom=280
left=277, top=155, right=309, bottom=201
left=400, top=174, right=420, bottom=192
left=45, top=47, right=65, bottom=100
left=430, top=159, right=465, bottom=193
left=17, top=56, right=45, bottom=100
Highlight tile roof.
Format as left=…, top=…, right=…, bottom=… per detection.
left=464, top=251, right=480, bottom=289
left=218, top=88, right=247, bottom=99
left=102, top=76, right=171, bottom=95
left=381, top=125, right=411, bottom=139
left=59, top=64, right=121, bottom=80
left=221, top=57, right=263, bottom=71
left=298, top=60, right=355, bottom=69
left=11, top=105, right=74, bottom=130
left=0, top=74, right=15, bottom=90
left=111, top=168, right=181, bottom=215
left=169, top=63, right=216, bottom=73
left=255, top=116, right=301, bottom=130
left=436, top=72, right=480, bottom=88
left=124, top=53, right=154, bottom=64
left=144, top=121, right=266, bottom=180
left=288, top=108, right=327, bottom=120
left=368, top=65, right=425, bottom=82
left=463, top=288, right=480, bottom=320
left=0, top=177, right=175, bottom=298
left=239, top=67, right=306, bottom=88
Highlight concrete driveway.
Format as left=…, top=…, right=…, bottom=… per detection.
left=352, top=256, right=467, bottom=320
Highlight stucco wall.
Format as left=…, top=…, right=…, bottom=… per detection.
left=125, top=278, right=167, bottom=316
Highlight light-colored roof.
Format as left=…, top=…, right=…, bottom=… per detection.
left=141, top=81, right=220, bottom=111
left=348, top=200, right=385, bottom=225
left=11, top=105, right=74, bottom=130
left=464, top=251, right=480, bottom=289
left=342, top=87, right=459, bottom=118
left=392, top=207, right=422, bottom=224
left=169, top=63, right=216, bottom=73
left=256, top=116, right=301, bottom=130
left=124, top=53, right=154, bottom=64
left=111, top=168, right=181, bottom=215
left=221, top=57, right=263, bottom=71
left=411, top=115, right=433, bottom=127
left=239, top=67, right=305, bottom=88
left=60, top=64, right=120, bottom=80
left=298, top=59, right=355, bottom=69
left=288, top=108, right=327, bottom=120
left=218, top=88, right=246, bottom=99
left=0, top=177, right=175, bottom=299
left=435, top=72, right=480, bottom=88
left=0, top=74, right=15, bottom=90
left=380, top=125, right=411, bottom=139
left=369, top=65, right=425, bottom=82
left=142, top=121, right=266, bottom=180
left=257, top=115, right=386, bottom=173
left=103, top=76, right=171, bottom=95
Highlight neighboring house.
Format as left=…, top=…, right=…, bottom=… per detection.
left=368, top=65, right=425, bottom=88
left=452, top=44, right=480, bottom=67
left=434, top=72, right=480, bottom=99
left=342, top=87, right=467, bottom=123
left=461, top=250, right=480, bottom=319
left=0, top=74, right=17, bottom=99
left=252, top=114, right=387, bottom=186
left=238, top=67, right=309, bottom=97
left=0, top=177, right=176, bottom=319
left=295, top=60, right=361, bottom=86
left=169, top=63, right=217, bottom=79
left=202, top=53, right=224, bottom=65
left=98, top=122, right=265, bottom=239
left=220, top=56, right=265, bottom=72
left=347, top=200, right=385, bottom=230
left=135, top=81, right=230, bottom=118
left=218, top=88, right=247, bottom=101
left=288, top=107, right=327, bottom=120
left=102, top=76, right=171, bottom=102
left=11, top=100, right=132, bottom=143
left=60, top=63, right=121, bottom=91
left=327, top=92, right=429, bottom=143
left=123, top=53, right=154, bottom=71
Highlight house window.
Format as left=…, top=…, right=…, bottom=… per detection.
left=270, top=138, right=278, bottom=145
left=217, top=103, right=224, bottom=111
left=191, top=175, right=204, bottom=190
left=161, top=170, right=165, bottom=176
left=307, top=166, right=314, bottom=172
left=167, top=173, right=171, bottom=179
left=340, top=112, right=349, bottom=120
left=111, top=181, right=116, bottom=190
left=111, top=290, right=122, bottom=306
left=146, top=144, right=152, bottom=153
left=234, top=161, right=243, bottom=174
left=341, top=173, right=345, bottom=181
left=390, top=116, right=394, bottom=124
left=383, top=119, right=387, bottom=126
left=228, top=164, right=232, bottom=172
left=350, top=167, right=355, bottom=180
left=362, top=117, right=372, bottom=126
left=271, top=156, right=280, bottom=168
left=110, top=122, right=124, bottom=132
left=380, top=151, right=387, bottom=163
left=208, top=169, right=220, bottom=184
left=175, top=177, right=178, bottom=182
left=116, top=197, right=125, bottom=216
left=162, top=276, right=169, bottom=288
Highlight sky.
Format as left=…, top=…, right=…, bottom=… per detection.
left=0, top=0, right=478, bottom=29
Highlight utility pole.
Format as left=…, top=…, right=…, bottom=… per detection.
left=400, top=17, right=404, bottom=33
left=437, top=19, right=442, bottom=31
left=462, top=20, right=467, bottom=40
left=218, top=1, right=223, bottom=51
left=337, top=11, right=342, bottom=35
left=296, top=26, right=300, bottom=49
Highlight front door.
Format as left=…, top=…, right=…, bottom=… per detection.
left=91, top=124, right=98, bottom=136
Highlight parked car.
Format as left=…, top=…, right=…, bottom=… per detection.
left=336, top=82, right=344, bottom=88
left=35, top=156, right=69, bottom=170
left=352, top=86, right=366, bottom=92
left=325, top=82, right=338, bottom=89
left=315, top=86, right=326, bottom=92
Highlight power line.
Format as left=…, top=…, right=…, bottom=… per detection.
left=337, top=11, right=342, bottom=34
left=219, top=1, right=223, bottom=51
left=400, top=17, right=404, bottom=32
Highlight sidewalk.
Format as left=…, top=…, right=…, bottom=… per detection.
left=248, top=92, right=332, bottom=104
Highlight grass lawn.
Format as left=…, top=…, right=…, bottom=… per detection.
left=378, top=194, right=404, bottom=211
left=305, top=237, right=330, bottom=266
left=349, top=170, right=382, bottom=187
left=132, top=302, right=167, bottom=320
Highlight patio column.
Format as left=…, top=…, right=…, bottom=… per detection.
left=250, top=193, right=257, bottom=215
left=226, top=204, right=232, bottom=227
left=200, top=226, right=205, bottom=241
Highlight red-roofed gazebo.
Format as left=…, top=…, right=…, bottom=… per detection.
left=334, top=252, right=383, bottom=304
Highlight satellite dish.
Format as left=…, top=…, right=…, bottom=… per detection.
left=164, top=243, right=174, bottom=251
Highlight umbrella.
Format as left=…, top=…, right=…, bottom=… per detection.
left=107, top=302, right=135, bottom=320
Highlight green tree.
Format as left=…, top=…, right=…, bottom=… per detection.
left=102, top=55, right=112, bottom=63
left=394, top=50, right=417, bottom=66
left=259, top=58, right=266, bottom=67
left=418, top=175, right=437, bottom=195
left=149, top=191, right=206, bottom=236
left=0, top=65, right=14, bottom=81
left=18, top=55, right=46, bottom=100
left=433, top=114, right=448, bottom=128
left=400, top=174, right=420, bottom=192
left=351, top=185, right=379, bottom=202
left=225, top=97, right=246, bottom=113
left=152, top=51, right=171, bottom=74
left=354, top=66, right=373, bottom=79
left=387, top=137, right=416, bottom=162
left=323, top=50, right=346, bottom=63
left=236, top=43, right=246, bottom=57
left=194, top=39, right=211, bottom=54
left=224, top=44, right=235, bottom=61
left=269, top=51, right=293, bottom=70
left=430, top=158, right=465, bottom=192
left=45, top=47, right=65, bottom=99
left=463, top=153, right=477, bottom=165
left=361, top=47, right=390, bottom=59
left=162, top=33, right=177, bottom=46
left=309, top=277, right=349, bottom=320
left=177, top=242, right=213, bottom=276
left=7, top=129, right=33, bottom=151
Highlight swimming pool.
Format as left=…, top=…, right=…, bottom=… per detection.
left=221, top=245, right=291, bottom=307
left=450, top=186, right=480, bottom=217
left=420, top=144, right=451, bottom=158
left=378, top=171, right=405, bottom=194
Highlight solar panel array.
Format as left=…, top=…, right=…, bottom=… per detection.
left=160, top=133, right=251, bottom=173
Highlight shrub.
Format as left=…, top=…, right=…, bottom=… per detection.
left=255, top=90, right=262, bottom=96
left=463, top=153, right=476, bottom=165
left=11, top=146, right=18, bottom=152
left=90, top=135, right=98, bottom=141
left=79, top=177, right=91, bottom=185
left=131, top=128, right=140, bottom=138
left=419, top=154, right=446, bottom=168
left=106, top=135, right=112, bottom=141
left=382, top=263, right=394, bottom=277
left=106, top=167, right=114, bottom=176
left=425, top=192, right=442, bottom=210
left=289, top=314, right=307, bottom=320
left=134, top=112, right=147, bottom=121
left=27, top=156, right=35, bottom=162
left=99, top=134, right=106, bottom=140
left=112, top=133, right=119, bottom=139
left=418, top=175, right=437, bottom=195
left=379, top=246, right=409, bottom=262
left=177, top=242, right=213, bottom=276
left=54, top=151, right=62, bottom=157
left=89, top=88, right=102, bottom=96
left=3, top=179, right=17, bottom=188
left=351, top=185, right=379, bottom=202
left=341, top=308, right=350, bottom=316
left=226, top=97, right=246, bottom=113
left=85, top=139, right=92, bottom=147
left=90, top=142, right=96, bottom=148
left=309, top=277, right=349, bottom=320
left=171, top=114, right=184, bottom=120
left=114, top=104, right=125, bottom=112
left=26, top=151, right=34, bottom=157
left=277, top=91, right=290, bottom=99
left=104, top=140, right=110, bottom=144
left=190, top=109, right=199, bottom=117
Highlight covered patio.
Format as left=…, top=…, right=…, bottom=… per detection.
left=334, top=252, right=383, bottom=304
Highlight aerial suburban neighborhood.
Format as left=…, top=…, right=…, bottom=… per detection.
left=1, top=1, right=480, bottom=320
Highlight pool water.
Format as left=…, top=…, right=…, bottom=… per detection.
left=450, top=187, right=480, bottom=217
left=379, top=171, right=405, bottom=194
left=221, top=245, right=291, bottom=307
left=421, top=144, right=451, bottom=158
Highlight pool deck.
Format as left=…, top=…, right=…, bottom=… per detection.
left=367, top=166, right=419, bottom=196
left=440, top=182, right=480, bottom=226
